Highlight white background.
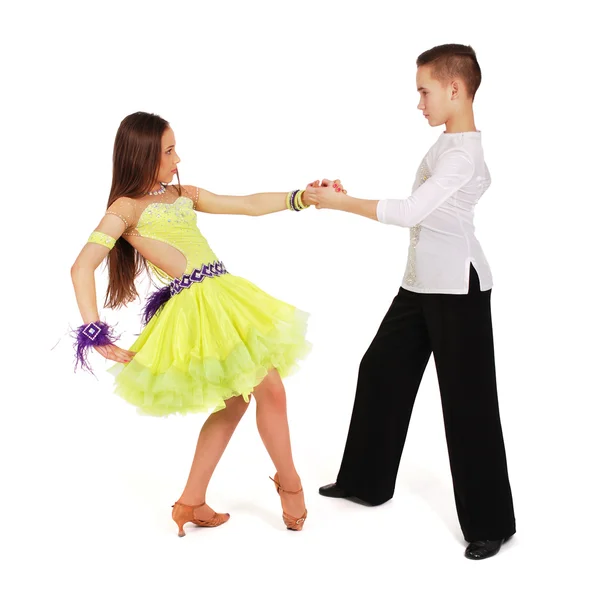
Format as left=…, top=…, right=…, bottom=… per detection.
left=2, top=1, right=598, bottom=598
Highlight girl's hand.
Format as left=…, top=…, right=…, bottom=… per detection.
left=94, top=344, right=136, bottom=364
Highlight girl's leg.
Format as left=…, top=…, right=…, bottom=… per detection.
left=177, top=395, right=249, bottom=519
left=252, top=369, right=306, bottom=520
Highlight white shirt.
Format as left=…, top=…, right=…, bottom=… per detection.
left=376, top=131, right=493, bottom=294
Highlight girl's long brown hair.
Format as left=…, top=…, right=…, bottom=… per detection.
left=104, top=112, right=181, bottom=309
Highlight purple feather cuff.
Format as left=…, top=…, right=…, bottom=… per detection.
left=72, top=321, right=120, bottom=373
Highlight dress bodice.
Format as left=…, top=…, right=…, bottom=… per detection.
left=122, top=195, right=219, bottom=281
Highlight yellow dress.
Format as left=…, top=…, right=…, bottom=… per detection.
left=106, top=193, right=310, bottom=416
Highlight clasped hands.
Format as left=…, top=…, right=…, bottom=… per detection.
left=303, top=178, right=348, bottom=210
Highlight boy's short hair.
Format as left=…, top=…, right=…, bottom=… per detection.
left=417, top=44, right=482, bottom=99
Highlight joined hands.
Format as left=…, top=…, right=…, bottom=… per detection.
left=304, top=178, right=347, bottom=210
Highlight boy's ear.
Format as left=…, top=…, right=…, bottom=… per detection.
left=451, top=80, right=460, bottom=99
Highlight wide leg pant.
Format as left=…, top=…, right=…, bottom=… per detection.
left=336, top=265, right=516, bottom=541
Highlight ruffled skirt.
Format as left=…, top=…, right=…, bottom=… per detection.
left=108, top=273, right=310, bottom=416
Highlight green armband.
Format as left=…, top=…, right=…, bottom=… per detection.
left=88, top=231, right=117, bottom=250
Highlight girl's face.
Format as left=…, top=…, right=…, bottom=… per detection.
left=157, top=127, right=180, bottom=184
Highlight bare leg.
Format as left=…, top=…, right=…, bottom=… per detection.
left=177, top=395, right=249, bottom=519
left=252, top=369, right=306, bottom=520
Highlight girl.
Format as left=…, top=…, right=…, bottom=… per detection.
left=70, top=111, right=344, bottom=537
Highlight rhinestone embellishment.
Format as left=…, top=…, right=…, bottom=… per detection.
left=82, top=323, right=101, bottom=341
left=405, top=159, right=430, bottom=286
left=148, top=183, right=166, bottom=196
left=418, top=159, right=430, bottom=184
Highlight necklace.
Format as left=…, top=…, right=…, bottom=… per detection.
left=148, top=183, right=166, bottom=196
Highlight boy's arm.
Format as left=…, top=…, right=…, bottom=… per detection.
left=316, top=195, right=380, bottom=221
left=304, top=149, right=474, bottom=227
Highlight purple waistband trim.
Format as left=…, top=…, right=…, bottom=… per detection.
left=170, top=261, right=228, bottom=296
left=142, top=261, right=228, bottom=325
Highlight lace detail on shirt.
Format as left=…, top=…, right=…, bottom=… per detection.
left=405, top=225, right=422, bottom=286
left=418, top=159, right=431, bottom=185
left=405, top=160, right=430, bottom=286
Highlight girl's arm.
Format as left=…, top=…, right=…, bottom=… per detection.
left=71, top=207, right=136, bottom=365
left=188, top=181, right=339, bottom=216
left=197, top=188, right=291, bottom=216
left=71, top=242, right=108, bottom=324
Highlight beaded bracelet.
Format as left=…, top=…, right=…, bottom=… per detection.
left=286, top=189, right=309, bottom=212
left=287, top=190, right=298, bottom=211
left=294, top=189, right=308, bottom=210
left=72, top=321, right=120, bottom=373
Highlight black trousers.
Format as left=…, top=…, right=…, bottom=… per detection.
left=336, top=265, right=516, bottom=542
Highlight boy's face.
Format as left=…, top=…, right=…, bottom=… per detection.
left=416, top=65, right=454, bottom=127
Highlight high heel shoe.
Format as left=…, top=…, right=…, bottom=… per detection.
left=269, top=473, right=307, bottom=531
left=171, top=501, right=230, bottom=537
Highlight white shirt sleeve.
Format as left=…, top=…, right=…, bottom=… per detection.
left=376, top=149, right=475, bottom=227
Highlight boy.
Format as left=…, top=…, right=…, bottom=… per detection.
left=304, top=44, right=516, bottom=560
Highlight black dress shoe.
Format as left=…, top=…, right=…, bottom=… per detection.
left=464, top=538, right=509, bottom=560
left=318, top=483, right=374, bottom=506
left=318, top=483, right=351, bottom=498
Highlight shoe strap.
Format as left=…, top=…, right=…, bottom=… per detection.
left=269, top=475, right=303, bottom=495
left=171, top=501, right=207, bottom=508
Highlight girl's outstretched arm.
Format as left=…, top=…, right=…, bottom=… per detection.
left=187, top=180, right=343, bottom=216
left=197, top=188, right=292, bottom=216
